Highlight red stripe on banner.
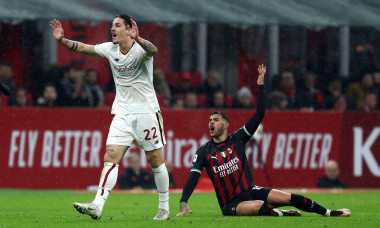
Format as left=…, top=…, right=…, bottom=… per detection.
left=101, top=164, right=116, bottom=196
left=231, top=144, right=249, bottom=191
left=156, top=113, right=164, bottom=145
left=208, top=154, right=227, bottom=205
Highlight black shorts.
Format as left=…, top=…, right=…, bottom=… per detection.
left=221, top=185, right=272, bottom=216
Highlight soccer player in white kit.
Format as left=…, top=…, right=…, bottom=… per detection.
left=50, top=14, right=170, bottom=220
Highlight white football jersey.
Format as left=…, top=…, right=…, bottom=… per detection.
left=95, top=42, right=160, bottom=115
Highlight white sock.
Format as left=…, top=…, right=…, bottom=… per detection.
left=152, top=163, right=169, bottom=211
left=324, top=209, right=331, bottom=217
left=273, top=209, right=283, bottom=216
left=93, top=162, right=119, bottom=211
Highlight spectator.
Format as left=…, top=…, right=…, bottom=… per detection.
left=362, top=92, right=378, bottom=112
left=278, top=70, right=298, bottom=109
left=211, top=90, right=226, bottom=109
left=184, top=91, right=198, bottom=109
left=233, top=86, right=254, bottom=109
left=333, top=95, right=348, bottom=112
left=71, top=76, right=89, bottom=107
left=297, top=72, right=324, bottom=111
left=153, top=67, right=172, bottom=107
left=324, top=78, right=343, bottom=109
left=36, top=84, right=59, bottom=107
left=373, top=72, right=380, bottom=109
left=172, top=71, right=194, bottom=96
left=83, top=68, right=104, bottom=108
left=0, top=63, right=17, bottom=105
left=317, top=160, right=345, bottom=189
left=11, top=88, right=29, bottom=107
left=198, top=71, right=223, bottom=107
left=346, top=73, right=376, bottom=109
left=56, top=65, right=77, bottom=106
left=119, top=153, right=155, bottom=190
left=267, top=91, right=289, bottom=111
left=171, top=96, right=185, bottom=109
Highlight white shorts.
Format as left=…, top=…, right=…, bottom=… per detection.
left=106, top=112, right=166, bottom=151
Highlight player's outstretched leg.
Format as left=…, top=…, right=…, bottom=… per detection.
left=73, top=162, right=119, bottom=220
left=152, top=162, right=170, bottom=220
left=290, top=194, right=351, bottom=217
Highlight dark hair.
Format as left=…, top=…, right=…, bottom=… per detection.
left=210, top=111, right=229, bottom=123
left=0, top=62, right=13, bottom=70
left=115, top=14, right=132, bottom=28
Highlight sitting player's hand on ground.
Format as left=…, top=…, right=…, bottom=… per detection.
left=176, top=202, right=192, bottom=216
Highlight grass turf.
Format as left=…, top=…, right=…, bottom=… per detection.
left=0, top=189, right=379, bottom=228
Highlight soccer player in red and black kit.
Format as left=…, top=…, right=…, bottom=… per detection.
left=177, top=64, right=350, bottom=217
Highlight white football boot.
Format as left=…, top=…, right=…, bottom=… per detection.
left=153, top=208, right=170, bottom=220
left=73, top=202, right=102, bottom=220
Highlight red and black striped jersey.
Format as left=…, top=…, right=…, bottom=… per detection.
left=191, top=128, right=253, bottom=209
left=181, top=85, right=266, bottom=210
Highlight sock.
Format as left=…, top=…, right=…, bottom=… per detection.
left=93, top=162, right=119, bottom=211
left=324, top=209, right=343, bottom=217
left=152, top=163, right=169, bottom=211
left=258, top=204, right=278, bottom=216
left=290, top=194, right=327, bottom=215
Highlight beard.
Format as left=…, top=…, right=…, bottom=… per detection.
left=210, top=126, right=224, bottom=139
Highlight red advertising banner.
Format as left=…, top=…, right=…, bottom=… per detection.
left=339, top=112, right=380, bottom=188
left=0, top=108, right=379, bottom=189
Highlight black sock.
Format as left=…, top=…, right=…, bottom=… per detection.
left=290, top=194, right=327, bottom=215
left=258, top=204, right=278, bottom=216
left=330, top=210, right=343, bottom=216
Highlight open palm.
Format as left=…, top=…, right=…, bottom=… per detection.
left=50, top=19, right=64, bottom=42
left=257, top=64, right=266, bottom=85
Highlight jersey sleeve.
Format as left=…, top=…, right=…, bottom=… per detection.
left=233, top=85, right=266, bottom=144
left=94, top=42, right=112, bottom=58
left=190, top=148, right=205, bottom=174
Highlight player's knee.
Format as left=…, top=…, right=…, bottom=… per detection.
left=236, top=201, right=264, bottom=216
left=145, top=149, right=164, bottom=168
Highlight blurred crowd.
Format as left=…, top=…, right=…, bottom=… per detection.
left=0, top=61, right=379, bottom=112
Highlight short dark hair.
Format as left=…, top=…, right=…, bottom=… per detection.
left=210, top=111, right=229, bottom=123
left=115, top=14, right=132, bottom=28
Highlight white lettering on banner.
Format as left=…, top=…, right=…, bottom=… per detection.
left=354, top=127, right=380, bottom=177
left=28, top=131, right=38, bottom=167
left=160, top=130, right=209, bottom=168
left=41, top=130, right=53, bottom=167
left=272, top=133, right=333, bottom=169
left=8, top=130, right=102, bottom=168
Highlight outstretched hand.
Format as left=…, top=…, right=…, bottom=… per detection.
left=257, top=64, right=266, bottom=85
left=127, top=18, right=139, bottom=40
left=176, top=202, right=192, bottom=217
left=50, top=19, right=64, bottom=42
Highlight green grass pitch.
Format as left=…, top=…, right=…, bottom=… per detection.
left=0, top=189, right=379, bottom=228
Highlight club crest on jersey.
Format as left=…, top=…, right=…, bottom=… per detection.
left=192, top=154, right=198, bottom=164
left=227, top=148, right=232, bottom=154
left=221, top=151, right=226, bottom=158
left=114, top=58, right=119, bottom=62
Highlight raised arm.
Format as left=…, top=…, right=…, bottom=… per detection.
left=243, top=64, right=266, bottom=135
left=50, top=19, right=100, bottom=57
left=128, top=18, right=158, bottom=56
